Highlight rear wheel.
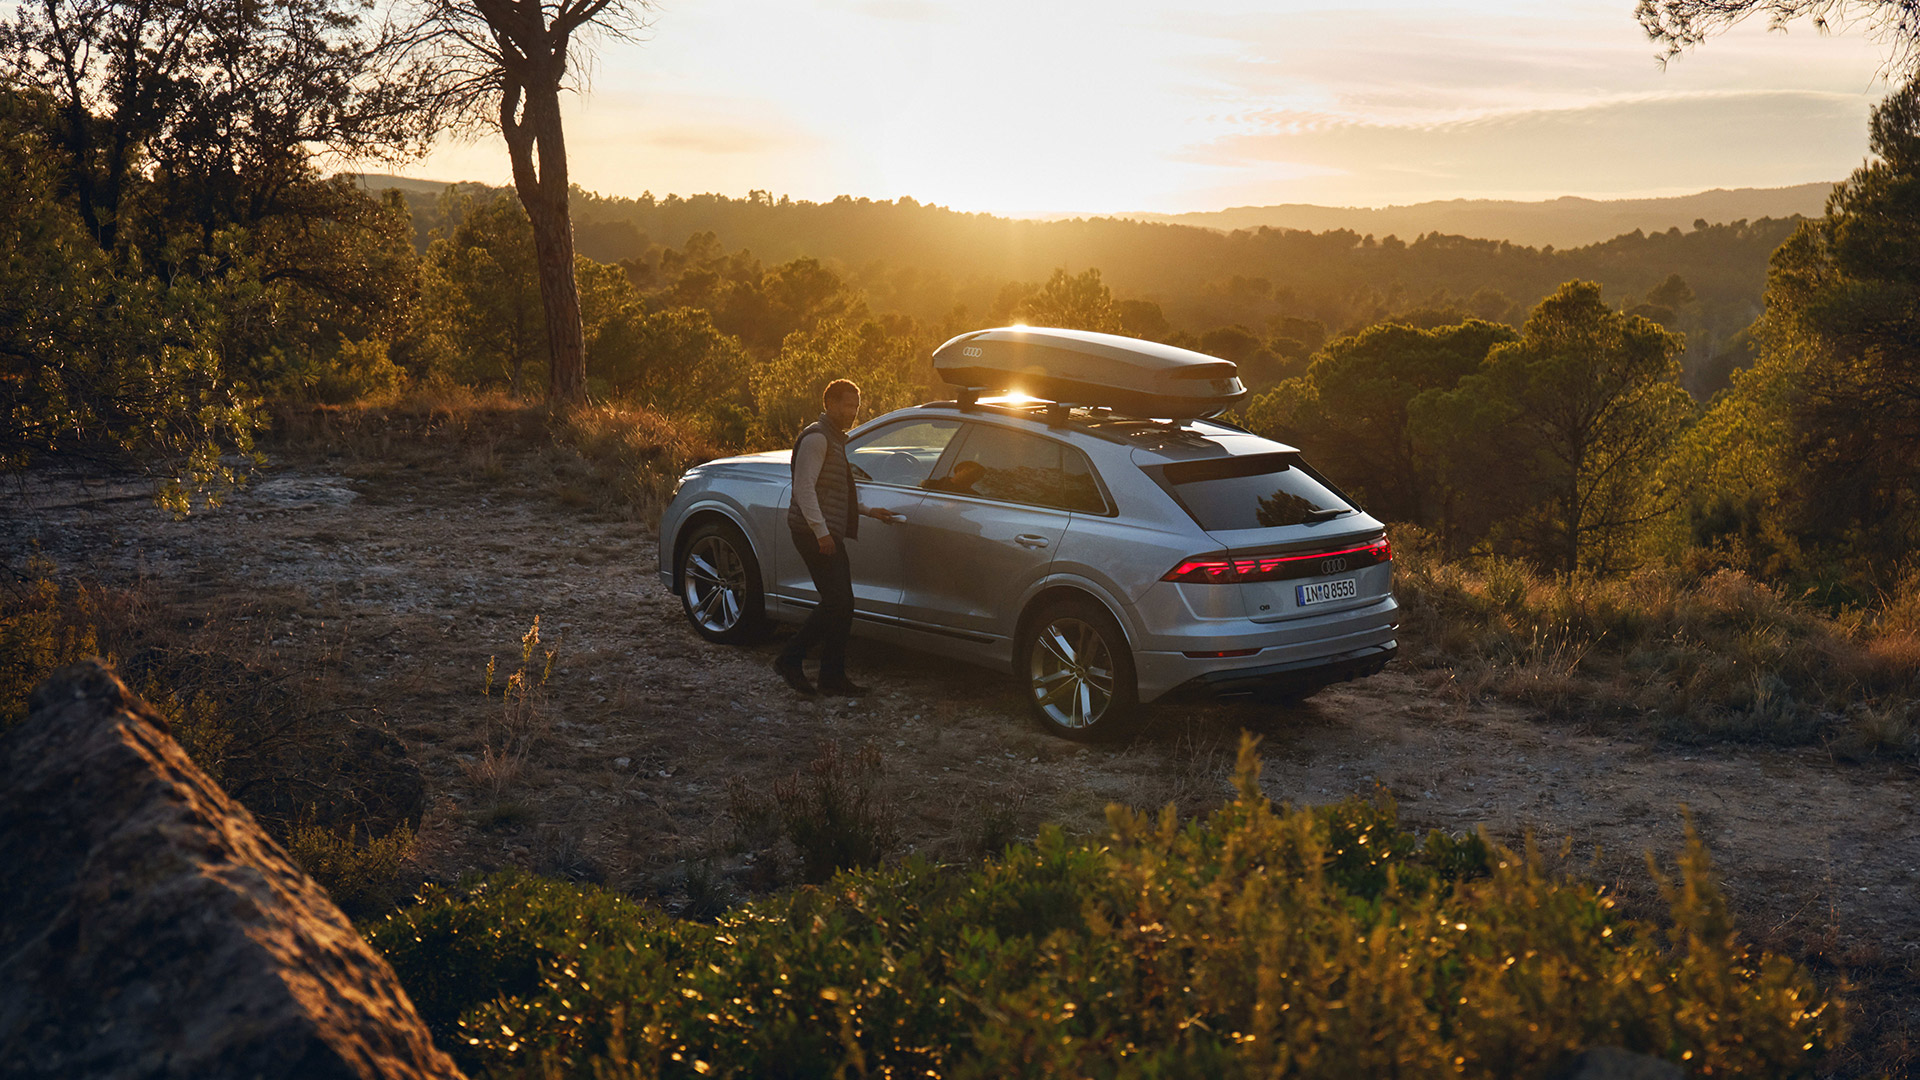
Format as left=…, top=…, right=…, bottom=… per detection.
left=677, top=520, right=768, bottom=644
left=1019, top=598, right=1138, bottom=740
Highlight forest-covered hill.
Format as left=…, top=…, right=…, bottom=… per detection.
left=1111, top=183, right=1834, bottom=249
left=352, top=175, right=1800, bottom=393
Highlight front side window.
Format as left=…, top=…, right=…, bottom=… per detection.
left=1158, top=452, right=1352, bottom=530
left=847, top=419, right=962, bottom=487
left=926, top=424, right=1106, bottom=513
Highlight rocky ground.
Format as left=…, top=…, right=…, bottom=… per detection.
left=7, top=453, right=1917, bottom=1070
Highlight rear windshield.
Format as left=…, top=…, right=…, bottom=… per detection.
left=1156, top=453, right=1353, bottom=531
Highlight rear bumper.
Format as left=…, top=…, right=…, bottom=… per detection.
left=1129, top=595, right=1398, bottom=702
left=1184, top=641, right=1396, bottom=697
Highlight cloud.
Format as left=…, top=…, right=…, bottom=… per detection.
left=1185, top=89, right=1871, bottom=202
left=1163, top=4, right=1891, bottom=124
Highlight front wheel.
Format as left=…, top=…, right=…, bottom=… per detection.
left=1019, top=598, right=1138, bottom=740
left=677, top=520, right=769, bottom=644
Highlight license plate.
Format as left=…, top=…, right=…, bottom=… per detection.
left=1296, top=578, right=1358, bottom=607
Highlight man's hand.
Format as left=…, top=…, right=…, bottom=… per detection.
left=868, top=506, right=902, bottom=525
left=817, top=534, right=836, bottom=556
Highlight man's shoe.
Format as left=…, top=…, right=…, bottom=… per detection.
left=818, top=676, right=869, bottom=697
left=774, top=659, right=817, bottom=696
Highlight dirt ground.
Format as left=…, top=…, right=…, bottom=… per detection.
left=8, top=454, right=1919, bottom=1071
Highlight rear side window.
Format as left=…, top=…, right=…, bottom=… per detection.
left=927, top=424, right=1107, bottom=513
left=1156, top=453, right=1352, bottom=530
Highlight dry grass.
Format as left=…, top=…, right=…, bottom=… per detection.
left=267, top=387, right=722, bottom=520
left=1394, top=529, right=1920, bottom=755
left=465, top=618, right=557, bottom=806
left=2, top=556, right=426, bottom=908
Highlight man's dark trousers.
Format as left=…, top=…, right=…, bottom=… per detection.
left=777, top=527, right=854, bottom=681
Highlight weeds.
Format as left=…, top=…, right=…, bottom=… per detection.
left=286, top=816, right=415, bottom=918
left=468, top=617, right=556, bottom=803
left=728, top=740, right=898, bottom=885
left=475, top=801, right=536, bottom=833
left=679, top=861, right=730, bottom=922
left=4, top=556, right=426, bottom=917
left=1394, top=529, right=1920, bottom=755
left=268, top=389, right=720, bottom=517
left=532, top=825, right=604, bottom=885
left=973, top=804, right=1021, bottom=857
left=0, top=556, right=102, bottom=731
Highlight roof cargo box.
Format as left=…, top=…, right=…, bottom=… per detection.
left=932, top=326, right=1248, bottom=419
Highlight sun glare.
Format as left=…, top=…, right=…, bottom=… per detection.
left=984, top=392, right=1046, bottom=407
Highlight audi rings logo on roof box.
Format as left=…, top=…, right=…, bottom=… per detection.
left=1321, top=557, right=1348, bottom=574
left=962, top=345, right=984, bottom=357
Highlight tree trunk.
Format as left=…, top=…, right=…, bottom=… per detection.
left=502, top=77, right=587, bottom=408
left=526, top=191, right=586, bottom=406
left=1563, top=441, right=1583, bottom=574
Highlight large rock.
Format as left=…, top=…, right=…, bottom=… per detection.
left=0, top=662, right=465, bottom=1080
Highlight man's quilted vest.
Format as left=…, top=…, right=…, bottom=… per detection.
left=787, top=416, right=859, bottom=541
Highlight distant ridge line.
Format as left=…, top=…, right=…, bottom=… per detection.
left=1099, top=183, right=1836, bottom=249
left=343, top=173, right=1835, bottom=250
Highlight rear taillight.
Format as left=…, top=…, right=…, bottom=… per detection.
left=1162, top=535, right=1392, bottom=584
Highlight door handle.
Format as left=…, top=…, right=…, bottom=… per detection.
left=1015, top=534, right=1050, bottom=549
left=885, top=515, right=908, bottom=525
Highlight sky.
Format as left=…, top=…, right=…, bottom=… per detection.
left=394, top=0, right=1899, bottom=216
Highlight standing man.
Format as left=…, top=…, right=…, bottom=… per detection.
left=774, top=379, right=899, bottom=696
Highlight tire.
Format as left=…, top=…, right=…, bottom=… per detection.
left=1018, top=597, right=1139, bottom=740
left=677, top=519, right=769, bottom=644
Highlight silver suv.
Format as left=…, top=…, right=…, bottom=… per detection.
left=657, top=396, right=1399, bottom=739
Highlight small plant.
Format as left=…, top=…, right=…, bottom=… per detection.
left=140, top=682, right=234, bottom=783
left=0, top=557, right=101, bottom=731
left=728, top=740, right=898, bottom=884
left=468, top=617, right=555, bottom=802
left=474, top=800, right=535, bottom=833
left=286, top=814, right=415, bottom=917
left=973, top=804, right=1021, bottom=857
left=679, top=861, right=730, bottom=922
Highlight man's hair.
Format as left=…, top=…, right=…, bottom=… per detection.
left=823, top=378, right=861, bottom=406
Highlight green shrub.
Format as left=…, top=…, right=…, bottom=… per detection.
left=286, top=817, right=415, bottom=917
left=371, top=872, right=681, bottom=1039
left=0, top=560, right=100, bottom=731
left=259, top=335, right=409, bottom=404
left=367, top=737, right=1840, bottom=1079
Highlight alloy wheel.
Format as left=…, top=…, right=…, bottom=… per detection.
left=1028, top=616, right=1116, bottom=730
left=683, top=534, right=748, bottom=633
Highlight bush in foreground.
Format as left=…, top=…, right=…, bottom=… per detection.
left=368, top=738, right=1839, bottom=1078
